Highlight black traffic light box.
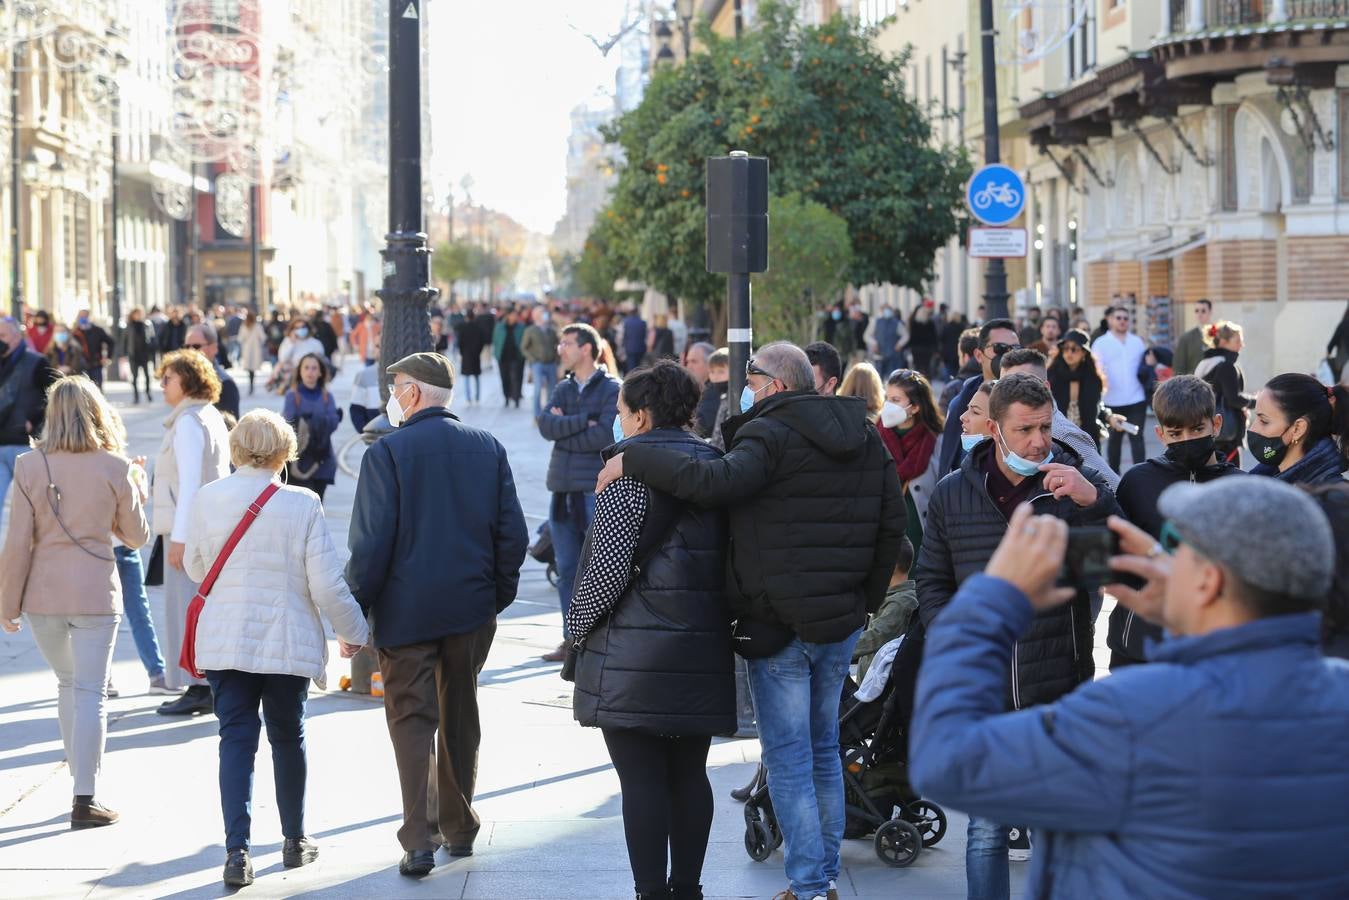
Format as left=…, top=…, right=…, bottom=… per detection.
left=705, top=153, right=769, bottom=274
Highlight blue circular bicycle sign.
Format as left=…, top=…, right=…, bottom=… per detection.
left=966, top=164, right=1026, bottom=226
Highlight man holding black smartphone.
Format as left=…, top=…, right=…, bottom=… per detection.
left=1105, top=376, right=1245, bottom=668
left=914, top=373, right=1119, bottom=895
left=910, top=480, right=1349, bottom=898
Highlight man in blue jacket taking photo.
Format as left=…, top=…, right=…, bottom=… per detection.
left=910, top=477, right=1349, bottom=898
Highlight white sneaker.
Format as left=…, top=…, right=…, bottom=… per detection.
left=1008, top=826, right=1032, bottom=862
left=147, top=675, right=180, bottom=696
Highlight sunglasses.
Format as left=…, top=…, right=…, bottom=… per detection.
left=1159, top=521, right=1185, bottom=555
left=988, top=342, right=1021, bottom=356
left=746, top=359, right=777, bottom=380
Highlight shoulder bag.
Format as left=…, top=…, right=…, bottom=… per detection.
left=179, top=482, right=280, bottom=679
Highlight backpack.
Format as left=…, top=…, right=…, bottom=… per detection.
left=1306, top=482, right=1349, bottom=650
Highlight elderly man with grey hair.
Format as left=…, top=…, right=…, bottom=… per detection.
left=345, top=352, right=528, bottom=879
left=184, top=322, right=240, bottom=421
left=597, top=340, right=907, bottom=900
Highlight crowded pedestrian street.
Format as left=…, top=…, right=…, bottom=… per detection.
left=9, top=3, right=1349, bottom=900
left=3, top=363, right=1115, bottom=899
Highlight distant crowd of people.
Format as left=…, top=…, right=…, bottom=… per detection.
left=3, top=289, right=1349, bottom=900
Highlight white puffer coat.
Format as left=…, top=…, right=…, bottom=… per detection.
left=185, top=467, right=368, bottom=688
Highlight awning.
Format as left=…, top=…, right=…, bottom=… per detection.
left=1138, top=230, right=1207, bottom=261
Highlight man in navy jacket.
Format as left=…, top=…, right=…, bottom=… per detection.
left=535, top=323, right=621, bottom=661
left=910, top=478, right=1349, bottom=899
left=346, top=352, right=528, bottom=878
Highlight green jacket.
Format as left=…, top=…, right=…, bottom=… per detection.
left=855, top=579, right=918, bottom=681
left=520, top=323, right=559, bottom=364
left=1173, top=326, right=1206, bottom=376
left=492, top=321, right=524, bottom=361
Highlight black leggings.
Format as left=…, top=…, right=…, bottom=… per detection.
left=131, top=361, right=152, bottom=400
left=602, top=729, right=713, bottom=895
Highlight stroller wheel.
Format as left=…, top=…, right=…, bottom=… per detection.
left=744, top=821, right=773, bottom=862
left=546, top=562, right=559, bottom=587
left=904, top=800, right=948, bottom=848
left=874, top=819, right=922, bottom=868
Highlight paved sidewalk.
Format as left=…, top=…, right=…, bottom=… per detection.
left=0, top=357, right=1028, bottom=899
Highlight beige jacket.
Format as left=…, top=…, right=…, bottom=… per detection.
left=152, top=400, right=230, bottom=541
left=0, top=449, right=151, bottom=619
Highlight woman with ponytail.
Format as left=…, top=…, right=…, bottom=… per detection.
left=1247, top=372, right=1349, bottom=486
left=1193, top=321, right=1255, bottom=463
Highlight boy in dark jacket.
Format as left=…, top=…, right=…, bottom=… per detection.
left=1106, top=376, right=1245, bottom=668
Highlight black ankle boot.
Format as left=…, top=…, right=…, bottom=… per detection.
left=669, top=880, right=703, bottom=899
left=635, top=890, right=671, bottom=900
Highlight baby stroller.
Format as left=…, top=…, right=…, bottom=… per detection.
left=742, top=630, right=945, bottom=868
left=528, top=521, right=559, bottom=587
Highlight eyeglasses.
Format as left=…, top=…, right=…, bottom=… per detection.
left=746, top=358, right=777, bottom=380
left=1159, top=521, right=1185, bottom=556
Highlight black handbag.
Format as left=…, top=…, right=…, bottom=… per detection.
left=144, top=536, right=165, bottom=587
left=731, top=616, right=795, bottom=659
left=560, top=642, right=579, bottom=682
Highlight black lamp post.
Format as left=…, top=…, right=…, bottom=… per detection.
left=978, top=0, right=1010, bottom=319
left=374, top=0, right=436, bottom=406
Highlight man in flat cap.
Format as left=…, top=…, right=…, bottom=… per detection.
left=345, top=352, right=529, bottom=878
left=909, top=477, right=1349, bottom=898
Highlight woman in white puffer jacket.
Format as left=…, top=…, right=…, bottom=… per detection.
left=184, top=408, right=368, bottom=889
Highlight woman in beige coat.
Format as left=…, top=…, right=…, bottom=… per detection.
left=0, top=376, right=151, bottom=828
left=152, top=350, right=231, bottom=714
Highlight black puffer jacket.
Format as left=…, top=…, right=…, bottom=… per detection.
left=623, top=391, right=906, bottom=643
left=573, top=430, right=735, bottom=736
left=913, top=438, right=1119, bottom=709
left=1107, top=454, right=1246, bottom=662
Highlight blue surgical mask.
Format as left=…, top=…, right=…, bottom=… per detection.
left=740, top=383, right=768, bottom=414
left=831, top=310, right=843, bottom=321
left=612, top=414, right=625, bottom=444
left=960, top=433, right=988, bottom=453
left=997, top=429, right=1052, bottom=477
left=296, top=326, right=309, bottom=339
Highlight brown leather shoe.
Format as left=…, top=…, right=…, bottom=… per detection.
left=540, top=643, right=567, bottom=662
left=71, top=799, right=119, bottom=829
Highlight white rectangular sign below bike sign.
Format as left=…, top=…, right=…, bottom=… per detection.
left=967, top=164, right=1026, bottom=226
left=968, top=227, right=1028, bottom=259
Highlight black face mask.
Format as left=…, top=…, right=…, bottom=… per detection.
left=1164, top=435, right=1216, bottom=471
left=1247, top=426, right=1291, bottom=467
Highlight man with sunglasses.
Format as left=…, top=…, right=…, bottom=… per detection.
left=185, top=323, right=240, bottom=421
left=597, top=341, right=905, bottom=900
left=937, top=318, right=1021, bottom=476
left=910, top=478, right=1349, bottom=898
left=1092, top=307, right=1149, bottom=472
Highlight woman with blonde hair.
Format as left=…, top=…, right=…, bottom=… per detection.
left=0, top=376, right=150, bottom=828
left=186, top=408, right=369, bottom=887
left=1195, top=320, right=1254, bottom=462
left=153, top=350, right=231, bottom=715
left=838, top=361, right=885, bottom=421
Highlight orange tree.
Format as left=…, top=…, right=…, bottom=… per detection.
left=592, top=1, right=971, bottom=328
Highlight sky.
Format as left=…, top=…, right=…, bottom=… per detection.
left=427, top=0, right=638, bottom=236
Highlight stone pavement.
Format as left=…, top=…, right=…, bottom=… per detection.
left=0, top=355, right=1135, bottom=899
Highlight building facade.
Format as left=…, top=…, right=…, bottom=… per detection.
left=1021, top=1, right=1349, bottom=386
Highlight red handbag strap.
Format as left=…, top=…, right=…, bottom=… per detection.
left=195, top=483, right=281, bottom=601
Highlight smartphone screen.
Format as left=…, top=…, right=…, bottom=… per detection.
left=1062, top=526, right=1119, bottom=592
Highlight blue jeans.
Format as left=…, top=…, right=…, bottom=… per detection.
left=747, top=629, right=860, bottom=899
left=966, top=816, right=1010, bottom=900
left=115, top=545, right=164, bottom=679
left=0, top=443, right=25, bottom=511
left=463, top=373, right=480, bottom=403
left=531, top=362, right=557, bottom=417
left=206, top=670, right=310, bottom=852
left=549, top=491, right=596, bottom=639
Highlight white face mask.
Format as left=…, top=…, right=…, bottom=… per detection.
left=386, top=384, right=410, bottom=427
left=880, top=401, right=909, bottom=429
